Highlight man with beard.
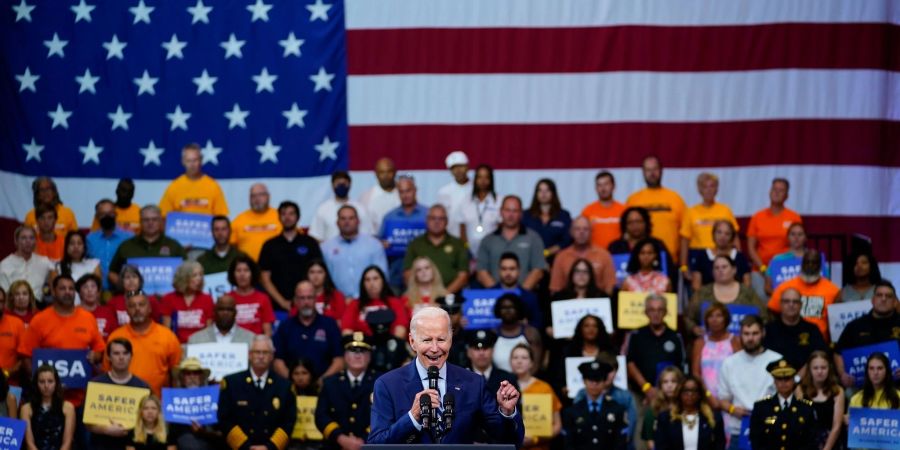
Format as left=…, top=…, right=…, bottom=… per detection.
left=230, top=183, right=281, bottom=261
left=258, top=201, right=323, bottom=312
left=626, top=156, right=687, bottom=265
left=717, top=315, right=783, bottom=449
left=834, top=280, right=900, bottom=386
left=309, top=171, right=373, bottom=242
left=272, top=281, right=343, bottom=380
left=197, top=216, right=248, bottom=275
left=767, top=249, right=840, bottom=341
left=188, top=294, right=256, bottom=345
left=86, top=199, right=134, bottom=290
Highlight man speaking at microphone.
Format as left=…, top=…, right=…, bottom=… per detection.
left=369, top=306, right=524, bottom=446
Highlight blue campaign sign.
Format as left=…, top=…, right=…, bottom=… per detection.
left=769, top=254, right=829, bottom=290
left=848, top=407, right=900, bottom=450
left=127, top=257, right=183, bottom=295
left=842, top=341, right=900, bottom=387
left=700, top=302, right=761, bottom=335
left=382, top=219, right=426, bottom=258
left=32, top=348, right=91, bottom=389
left=738, top=416, right=751, bottom=450
left=162, top=385, right=220, bottom=425
left=164, top=212, right=214, bottom=249
left=0, top=417, right=26, bottom=450
left=461, top=289, right=505, bottom=330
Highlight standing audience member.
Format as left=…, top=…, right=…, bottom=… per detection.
left=127, top=395, right=175, bottom=450
left=289, top=358, right=319, bottom=396
left=87, top=338, right=151, bottom=450
left=230, top=183, right=281, bottom=261
left=608, top=207, right=676, bottom=286
left=342, top=266, right=409, bottom=338
left=51, top=232, right=101, bottom=293
left=226, top=256, right=275, bottom=336
left=359, top=157, right=401, bottom=233
left=848, top=353, right=900, bottom=409
left=159, top=143, right=229, bottom=217
left=21, top=365, right=75, bottom=450
left=834, top=281, right=899, bottom=387
left=33, top=205, right=65, bottom=261
left=6, top=279, right=38, bottom=324
left=24, top=177, right=78, bottom=238
left=477, top=195, right=547, bottom=291
left=107, top=205, right=185, bottom=288
left=679, top=173, right=739, bottom=270
left=562, top=360, right=628, bottom=450
left=491, top=253, right=542, bottom=329
left=160, top=261, right=214, bottom=344
left=0, top=226, right=53, bottom=300
left=549, top=216, right=616, bottom=295
left=796, top=351, right=845, bottom=450
left=626, top=294, right=685, bottom=401
left=379, top=174, right=427, bottom=288
left=321, top=205, right=388, bottom=299
left=436, top=150, right=473, bottom=238
left=187, top=294, right=256, bottom=346
left=196, top=216, right=247, bottom=275
left=747, top=178, right=802, bottom=294
left=622, top=239, right=672, bottom=293
left=492, top=293, right=543, bottom=373
left=581, top=171, right=626, bottom=251
left=749, top=360, right=817, bottom=450
left=763, top=288, right=827, bottom=377
left=106, top=265, right=162, bottom=326
left=688, top=221, right=751, bottom=290
left=689, top=304, right=740, bottom=408
left=653, top=375, right=726, bottom=450
left=642, top=366, right=685, bottom=449
left=840, top=249, right=881, bottom=301
left=523, top=178, right=572, bottom=262
left=87, top=199, right=134, bottom=290
left=684, top=255, right=765, bottom=337
left=305, top=259, right=346, bottom=326
left=403, top=257, right=448, bottom=313
left=76, top=274, right=118, bottom=338
left=111, top=178, right=142, bottom=233
left=272, top=281, right=343, bottom=380
left=459, top=164, right=502, bottom=256
left=258, top=201, right=323, bottom=312
left=510, top=344, right=562, bottom=450
left=402, top=205, right=470, bottom=294
left=309, top=171, right=373, bottom=241
left=626, top=156, right=687, bottom=264
left=169, top=358, right=222, bottom=449
left=768, top=249, right=840, bottom=341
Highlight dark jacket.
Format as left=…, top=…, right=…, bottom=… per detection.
left=653, top=410, right=725, bottom=450
left=562, top=394, right=628, bottom=450
left=315, top=369, right=380, bottom=449
left=218, top=370, right=296, bottom=450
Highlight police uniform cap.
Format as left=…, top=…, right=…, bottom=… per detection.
left=466, top=329, right=497, bottom=349
left=766, top=359, right=797, bottom=379
left=343, top=331, right=373, bottom=351
left=578, top=360, right=613, bottom=381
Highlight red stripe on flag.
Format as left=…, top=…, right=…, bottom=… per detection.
left=348, top=120, right=900, bottom=170
left=347, top=23, right=900, bottom=74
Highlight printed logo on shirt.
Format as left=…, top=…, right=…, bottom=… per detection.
left=177, top=309, right=204, bottom=328
left=798, top=333, right=810, bottom=346
left=96, top=318, right=108, bottom=336
left=0, top=331, right=13, bottom=338
left=297, top=246, right=309, bottom=256
left=314, top=329, right=327, bottom=342
left=800, top=296, right=825, bottom=319
left=782, top=221, right=793, bottom=228
left=550, top=221, right=566, bottom=228
left=160, top=246, right=171, bottom=256
left=517, top=242, right=530, bottom=249
left=663, top=340, right=676, bottom=353
left=180, top=198, right=210, bottom=208
left=74, top=327, right=89, bottom=334
left=236, top=303, right=261, bottom=324
left=116, top=310, right=130, bottom=325
left=892, top=327, right=900, bottom=339
left=590, top=216, right=619, bottom=224
left=244, top=224, right=277, bottom=232
left=643, top=204, right=673, bottom=213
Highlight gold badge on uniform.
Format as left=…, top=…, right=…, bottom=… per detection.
left=444, top=245, right=453, bottom=254
left=765, top=417, right=777, bottom=425
left=892, top=327, right=900, bottom=338
left=607, top=413, right=615, bottom=422
left=798, top=333, right=810, bottom=346
left=273, top=398, right=280, bottom=410
left=799, top=416, right=804, bottom=424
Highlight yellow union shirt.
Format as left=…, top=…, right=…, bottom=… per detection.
left=679, top=202, right=739, bottom=250
left=626, top=187, right=686, bottom=262
left=159, top=174, right=229, bottom=217
left=230, top=207, right=282, bottom=261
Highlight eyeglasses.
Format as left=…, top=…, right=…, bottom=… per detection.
left=125, top=289, right=144, bottom=299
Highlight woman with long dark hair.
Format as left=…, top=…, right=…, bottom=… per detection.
left=849, top=352, right=900, bottom=409
left=622, top=239, right=672, bottom=293
left=459, top=164, right=501, bottom=255
left=21, top=365, right=75, bottom=450
left=523, top=178, right=572, bottom=262
left=796, top=351, right=845, bottom=450
left=608, top=206, right=677, bottom=287
left=840, top=249, right=881, bottom=301
left=305, top=259, right=346, bottom=326
left=653, top=375, right=725, bottom=450
left=227, top=255, right=276, bottom=336
left=49, top=231, right=101, bottom=300
left=341, top=266, right=409, bottom=338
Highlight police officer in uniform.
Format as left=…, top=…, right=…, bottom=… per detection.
left=562, top=360, right=628, bottom=450
left=366, top=309, right=411, bottom=372
left=315, top=332, right=380, bottom=450
left=219, top=336, right=296, bottom=450
left=437, top=294, right=469, bottom=367
left=749, top=359, right=817, bottom=450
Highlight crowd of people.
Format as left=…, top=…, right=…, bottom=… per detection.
left=0, top=145, right=897, bottom=450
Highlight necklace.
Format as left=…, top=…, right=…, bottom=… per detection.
left=682, top=413, right=698, bottom=430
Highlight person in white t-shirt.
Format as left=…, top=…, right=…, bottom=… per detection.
left=436, top=150, right=472, bottom=238
left=459, top=164, right=502, bottom=256
left=359, top=157, right=400, bottom=233
left=309, top=171, right=373, bottom=241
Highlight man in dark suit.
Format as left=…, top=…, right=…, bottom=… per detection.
left=315, top=332, right=380, bottom=450
left=466, top=329, right=518, bottom=394
left=749, top=359, right=817, bottom=450
left=562, top=360, right=628, bottom=450
left=368, top=307, right=524, bottom=445
left=218, top=335, right=296, bottom=450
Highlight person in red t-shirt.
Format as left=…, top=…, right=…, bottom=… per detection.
left=160, top=261, right=213, bottom=343
left=289, top=259, right=347, bottom=327
left=341, top=266, right=408, bottom=338
left=227, top=255, right=275, bottom=336
left=106, top=265, right=162, bottom=326
left=75, top=274, right=118, bottom=339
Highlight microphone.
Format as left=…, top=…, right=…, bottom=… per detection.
left=443, top=392, right=455, bottom=432
left=427, top=366, right=440, bottom=425
left=420, top=395, right=431, bottom=430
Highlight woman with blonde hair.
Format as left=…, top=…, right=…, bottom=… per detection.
left=642, top=366, right=685, bottom=449
left=6, top=279, right=38, bottom=324
left=127, top=395, right=174, bottom=450
left=653, top=375, right=725, bottom=450
left=160, top=261, right=213, bottom=343
left=796, top=351, right=844, bottom=450
left=403, top=257, right=447, bottom=313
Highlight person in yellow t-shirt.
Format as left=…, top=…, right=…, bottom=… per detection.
left=89, top=179, right=142, bottom=233
left=679, top=172, right=739, bottom=266
left=626, top=156, right=686, bottom=263
left=23, top=177, right=78, bottom=239
left=158, top=143, right=229, bottom=217
left=580, top=170, right=626, bottom=251
left=847, top=353, right=900, bottom=410
left=230, top=183, right=282, bottom=261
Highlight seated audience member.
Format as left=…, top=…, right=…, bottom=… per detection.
left=746, top=179, right=801, bottom=289
left=169, top=358, right=222, bottom=449
left=653, top=375, right=726, bottom=450
left=767, top=249, right=840, bottom=341
left=309, top=171, right=373, bottom=241
left=33, top=204, right=65, bottom=261
left=716, top=315, right=782, bottom=447
left=688, top=221, right=751, bottom=291
left=684, top=255, right=766, bottom=337
left=523, top=178, right=572, bottom=263
left=492, top=293, right=543, bottom=373
left=466, top=329, right=518, bottom=395
left=106, top=265, right=162, bottom=325
left=581, top=170, right=626, bottom=251
left=258, top=201, right=323, bottom=312
left=0, top=372, right=14, bottom=419
left=360, top=157, right=401, bottom=233
left=643, top=366, right=685, bottom=449
left=552, top=315, right=616, bottom=393
left=795, top=351, right=845, bottom=450
left=272, top=281, right=343, bottom=380
left=127, top=394, right=175, bottom=450
left=608, top=206, right=677, bottom=286
left=305, top=259, right=346, bottom=326
left=230, top=183, right=281, bottom=261
left=87, top=199, right=135, bottom=290
left=226, top=256, right=275, bottom=336
left=510, top=343, right=562, bottom=450
left=763, top=288, right=827, bottom=377
left=160, top=261, right=214, bottom=344
left=840, top=248, right=881, bottom=301
left=689, top=304, right=740, bottom=408
left=436, top=150, right=473, bottom=236
left=491, top=252, right=543, bottom=329
left=21, top=365, right=76, bottom=450
left=187, top=294, right=256, bottom=346
left=89, top=179, right=141, bottom=233
left=765, top=222, right=827, bottom=293
left=436, top=294, right=470, bottom=368
left=6, top=279, right=38, bottom=324
left=679, top=173, right=739, bottom=270
left=403, top=256, right=447, bottom=313
left=477, top=195, right=547, bottom=291
left=562, top=360, right=628, bottom=450
left=551, top=259, right=609, bottom=302
left=51, top=232, right=101, bottom=297
left=0, top=226, right=53, bottom=301
left=622, top=239, right=672, bottom=293
left=549, top=216, right=616, bottom=295
left=459, top=164, right=502, bottom=256
left=834, top=280, right=899, bottom=387
left=24, top=177, right=78, bottom=238
left=196, top=215, right=247, bottom=275
left=322, top=205, right=388, bottom=299
left=107, top=204, right=185, bottom=288
left=366, top=309, right=412, bottom=373
left=402, top=204, right=470, bottom=294
left=159, top=143, right=229, bottom=217
left=106, top=291, right=182, bottom=396
left=0, top=301, right=24, bottom=380
left=848, top=353, right=900, bottom=410
left=626, top=294, right=685, bottom=400
left=76, top=274, right=118, bottom=338
left=87, top=338, right=151, bottom=450
left=378, top=174, right=426, bottom=288
left=626, top=156, right=687, bottom=264
left=289, top=358, right=320, bottom=396
left=342, top=266, right=408, bottom=338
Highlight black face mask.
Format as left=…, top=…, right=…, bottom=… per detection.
left=99, top=215, right=116, bottom=231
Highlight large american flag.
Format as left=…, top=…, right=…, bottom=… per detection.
left=1, top=0, right=899, bottom=279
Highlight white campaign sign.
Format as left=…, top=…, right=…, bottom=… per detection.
left=551, top=298, right=614, bottom=338
left=827, top=300, right=871, bottom=342
left=565, top=356, right=595, bottom=399
left=186, top=343, right=248, bottom=381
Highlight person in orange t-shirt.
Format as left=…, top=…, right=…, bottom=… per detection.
left=0, top=311, right=26, bottom=373
left=767, top=250, right=840, bottom=341
left=159, top=144, right=229, bottom=217
left=105, top=292, right=182, bottom=396
left=34, top=205, right=65, bottom=262
left=23, top=177, right=79, bottom=240
left=231, top=183, right=282, bottom=261
left=747, top=178, right=802, bottom=270
left=90, top=179, right=142, bottom=234
left=626, top=156, right=686, bottom=263
left=581, top=171, right=626, bottom=251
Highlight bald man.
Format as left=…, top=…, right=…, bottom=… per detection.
left=549, top=216, right=617, bottom=294
left=231, top=183, right=282, bottom=260
left=360, top=157, right=401, bottom=233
